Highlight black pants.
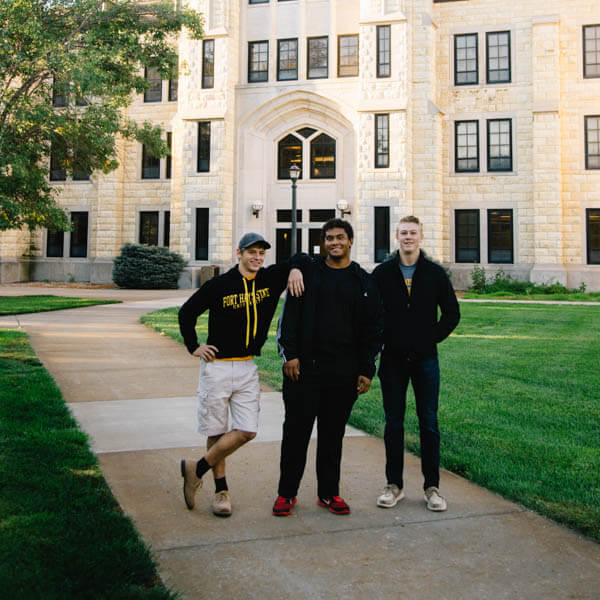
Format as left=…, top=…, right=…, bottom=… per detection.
left=277, top=371, right=357, bottom=499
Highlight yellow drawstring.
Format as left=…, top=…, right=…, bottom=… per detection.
left=252, top=279, right=258, bottom=340
left=243, top=278, right=251, bottom=348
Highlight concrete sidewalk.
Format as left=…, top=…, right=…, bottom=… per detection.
left=1, top=285, right=599, bottom=599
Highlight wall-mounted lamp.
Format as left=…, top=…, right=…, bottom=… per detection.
left=251, top=201, right=264, bottom=218
left=336, top=199, right=351, bottom=218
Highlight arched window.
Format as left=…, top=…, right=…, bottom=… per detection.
left=278, top=134, right=302, bottom=179
left=310, top=133, right=336, bottom=179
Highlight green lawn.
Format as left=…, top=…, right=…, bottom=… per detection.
left=143, top=300, right=600, bottom=543
left=463, top=291, right=600, bottom=302
left=0, top=329, right=176, bottom=599
left=0, top=294, right=120, bottom=315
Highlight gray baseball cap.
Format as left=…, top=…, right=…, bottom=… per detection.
left=238, top=232, right=271, bottom=250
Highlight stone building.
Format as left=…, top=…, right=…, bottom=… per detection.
left=1, top=0, right=599, bottom=290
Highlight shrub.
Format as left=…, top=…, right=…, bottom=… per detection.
left=470, top=264, right=487, bottom=293
left=112, top=243, right=186, bottom=289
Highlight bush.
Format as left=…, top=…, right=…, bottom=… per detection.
left=112, top=243, right=186, bottom=289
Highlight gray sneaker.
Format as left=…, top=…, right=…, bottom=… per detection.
left=212, top=490, right=232, bottom=517
left=377, top=483, right=405, bottom=508
left=180, top=460, right=203, bottom=510
left=424, top=486, right=447, bottom=511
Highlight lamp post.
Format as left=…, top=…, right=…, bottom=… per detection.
left=288, top=164, right=300, bottom=256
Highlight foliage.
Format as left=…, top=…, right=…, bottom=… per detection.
left=0, top=329, right=177, bottom=598
left=0, top=294, right=119, bottom=315
left=113, top=243, right=185, bottom=289
left=0, top=0, right=203, bottom=231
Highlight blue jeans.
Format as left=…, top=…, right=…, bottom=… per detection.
left=378, top=354, right=440, bottom=490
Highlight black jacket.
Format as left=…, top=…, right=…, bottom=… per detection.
left=372, top=251, right=460, bottom=360
left=178, top=255, right=309, bottom=358
left=277, top=258, right=383, bottom=380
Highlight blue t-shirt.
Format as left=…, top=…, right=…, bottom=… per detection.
left=399, top=263, right=417, bottom=295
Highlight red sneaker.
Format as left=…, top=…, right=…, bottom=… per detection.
left=272, top=495, right=297, bottom=517
left=317, top=496, right=350, bottom=515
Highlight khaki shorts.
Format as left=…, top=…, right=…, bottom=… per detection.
left=196, top=359, right=260, bottom=436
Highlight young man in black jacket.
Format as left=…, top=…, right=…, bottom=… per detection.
left=178, top=233, right=306, bottom=517
left=372, top=216, right=460, bottom=512
left=273, top=219, right=382, bottom=516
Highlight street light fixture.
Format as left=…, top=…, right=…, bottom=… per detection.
left=336, top=198, right=351, bottom=218
left=288, top=164, right=300, bottom=256
left=251, top=201, right=263, bottom=218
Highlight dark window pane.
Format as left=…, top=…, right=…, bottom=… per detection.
left=297, top=127, right=316, bottom=138
left=52, top=79, right=68, bottom=107
left=377, top=26, right=391, bottom=78
left=309, top=228, right=325, bottom=257
left=277, top=209, right=302, bottom=222
left=70, top=212, right=88, bottom=258
left=169, top=74, right=178, bottom=101
left=375, top=114, right=389, bottom=168
left=164, top=211, right=170, bottom=248
left=374, top=206, right=390, bottom=263
left=166, top=132, right=172, bottom=179
left=196, top=207, right=209, bottom=260
left=144, top=66, right=162, bottom=102
left=584, top=25, right=600, bottom=78
left=249, top=41, right=269, bottom=82
left=309, top=209, right=335, bottom=222
left=276, top=228, right=302, bottom=262
left=278, top=38, right=298, bottom=81
left=72, top=168, right=90, bottom=181
left=455, top=209, right=480, bottom=263
left=310, top=133, right=335, bottom=179
left=308, top=37, right=328, bottom=79
left=139, top=211, right=159, bottom=246
left=203, top=39, right=215, bottom=88
left=249, top=0, right=268, bottom=3
left=455, top=33, right=478, bottom=85
left=198, top=121, right=210, bottom=172
left=488, top=209, right=513, bottom=263
left=455, top=120, right=479, bottom=172
left=585, top=116, right=600, bottom=169
left=47, top=230, right=64, bottom=257
left=278, top=134, right=303, bottom=179
left=338, top=35, right=359, bottom=77
left=487, top=119, right=512, bottom=171
left=587, top=209, right=600, bottom=264
left=50, top=147, right=67, bottom=181
left=142, top=145, right=160, bottom=179
left=486, top=31, right=511, bottom=84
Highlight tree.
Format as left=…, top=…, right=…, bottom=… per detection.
left=0, top=0, right=203, bottom=231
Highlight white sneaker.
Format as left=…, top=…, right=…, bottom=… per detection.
left=424, top=486, right=447, bottom=511
left=377, top=483, right=405, bottom=508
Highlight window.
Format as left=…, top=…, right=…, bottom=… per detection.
left=195, top=208, right=209, bottom=260
left=144, top=66, right=162, bottom=102
left=307, top=36, right=328, bottom=79
left=310, top=133, right=335, bottom=179
left=72, top=166, right=90, bottom=182
left=487, top=31, right=510, bottom=83
left=249, top=41, right=269, bottom=82
left=455, top=121, right=479, bottom=172
left=278, top=39, right=298, bottom=81
left=338, top=35, right=359, bottom=77
left=164, top=211, right=170, bottom=248
left=309, top=209, right=335, bottom=222
left=46, top=229, right=64, bottom=257
left=375, top=114, right=389, bottom=168
left=52, top=79, right=68, bottom=107
left=276, top=229, right=302, bottom=262
left=50, top=145, right=66, bottom=181
left=455, top=210, right=480, bottom=263
left=139, top=211, right=159, bottom=246
left=377, top=25, right=391, bottom=78
left=277, top=209, right=302, bottom=222
left=585, top=116, right=600, bottom=170
left=583, top=25, right=600, bottom=78
left=374, top=207, right=390, bottom=263
left=70, top=212, right=88, bottom=258
left=168, top=69, right=178, bottom=102
left=488, top=209, right=513, bottom=263
left=278, top=134, right=302, bottom=179
left=202, top=40, right=215, bottom=89
left=455, top=33, right=478, bottom=85
left=197, top=122, right=210, bottom=172
left=166, top=132, right=172, bottom=179
left=587, top=209, right=600, bottom=264
left=249, top=0, right=268, bottom=3
left=487, top=119, right=512, bottom=171
left=142, top=144, right=160, bottom=179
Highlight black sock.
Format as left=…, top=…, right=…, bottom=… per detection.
left=195, top=457, right=211, bottom=478
left=214, top=477, right=228, bottom=493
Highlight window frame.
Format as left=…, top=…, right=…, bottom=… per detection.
left=454, top=33, right=478, bottom=86
left=307, top=36, right=329, bottom=80
left=277, top=38, right=298, bottom=81
left=455, top=209, right=480, bottom=263
left=376, top=25, right=391, bottom=78
left=374, top=206, right=390, bottom=263
left=278, top=133, right=303, bottom=180
left=46, top=210, right=89, bottom=258
left=583, top=25, right=600, bottom=79
left=143, top=66, right=162, bottom=102
left=197, top=121, right=211, bottom=173
left=375, top=113, right=390, bottom=169
left=454, top=120, right=480, bottom=173
left=195, top=207, right=210, bottom=261
left=486, top=30, right=511, bottom=84
left=337, top=34, right=359, bottom=78
left=487, top=209, right=514, bottom=264
left=202, top=39, right=215, bottom=89
left=586, top=208, right=600, bottom=264
left=141, top=144, right=160, bottom=179
left=309, top=133, right=336, bottom=179
left=585, top=115, right=600, bottom=170
left=487, top=118, right=513, bottom=172
left=248, top=40, right=269, bottom=83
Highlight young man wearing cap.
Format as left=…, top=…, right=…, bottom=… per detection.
left=178, top=233, right=307, bottom=517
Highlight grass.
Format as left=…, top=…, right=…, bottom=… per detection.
left=142, top=300, right=600, bottom=543
left=0, top=295, right=120, bottom=315
left=0, top=329, right=176, bottom=599
left=463, top=291, right=600, bottom=302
